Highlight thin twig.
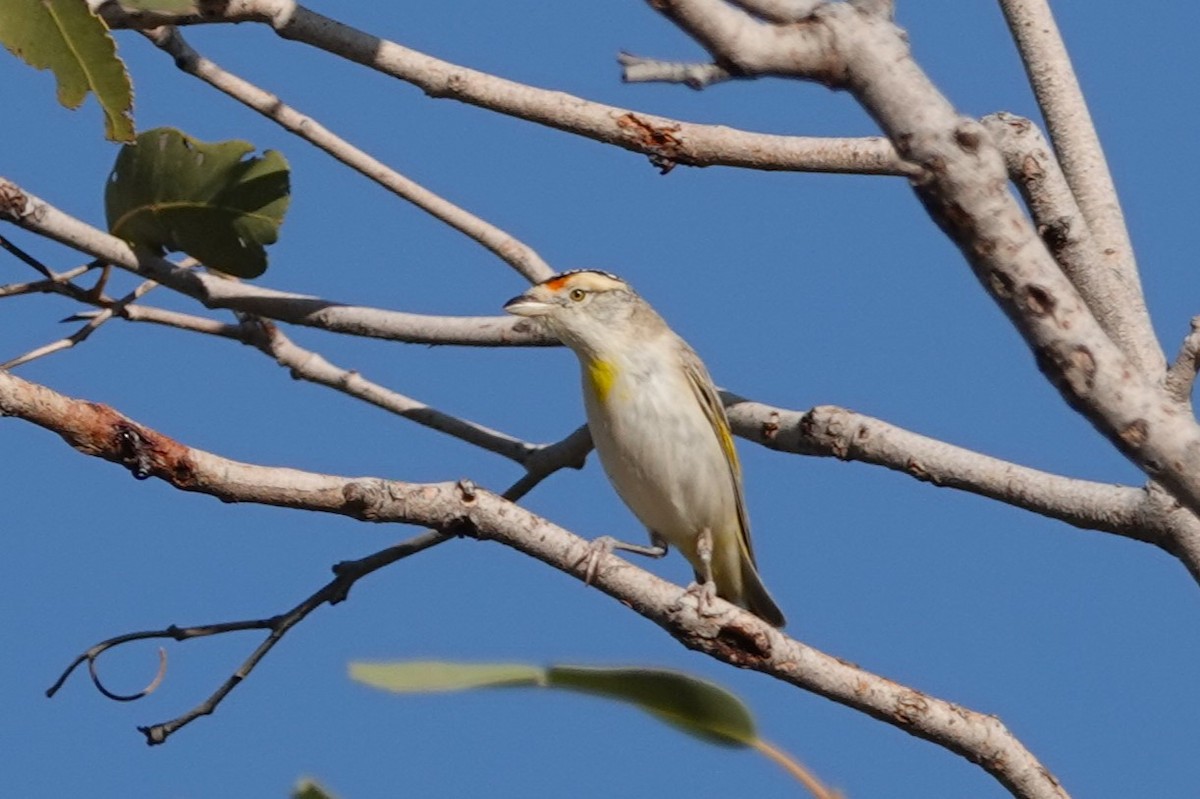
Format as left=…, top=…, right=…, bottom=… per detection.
left=752, top=738, right=843, bottom=799
left=44, top=415, right=590, bottom=744
left=245, top=317, right=538, bottom=463
left=0, top=264, right=97, bottom=299
left=1, top=277, right=160, bottom=370
left=0, top=233, right=55, bottom=277
left=618, top=52, right=735, bottom=89
left=74, top=304, right=247, bottom=339
left=143, top=27, right=553, bottom=284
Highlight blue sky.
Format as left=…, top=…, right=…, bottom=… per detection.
left=3, top=2, right=1198, bottom=797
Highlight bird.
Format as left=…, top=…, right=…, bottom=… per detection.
left=504, top=270, right=785, bottom=627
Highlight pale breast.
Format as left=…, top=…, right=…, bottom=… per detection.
left=582, top=349, right=737, bottom=557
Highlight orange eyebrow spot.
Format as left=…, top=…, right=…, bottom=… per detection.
left=543, top=275, right=571, bottom=292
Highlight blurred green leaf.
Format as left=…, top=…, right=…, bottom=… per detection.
left=350, top=660, right=757, bottom=747
left=0, top=0, right=134, bottom=141
left=292, top=777, right=338, bottom=799
left=350, top=661, right=545, bottom=692
left=547, top=666, right=757, bottom=747
left=105, top=127, right=291, bottom=278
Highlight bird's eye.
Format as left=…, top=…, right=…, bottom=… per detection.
left=569, top=288, right=586, bottom=302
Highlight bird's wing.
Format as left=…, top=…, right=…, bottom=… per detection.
left=678, top=340, right=757, bottom=565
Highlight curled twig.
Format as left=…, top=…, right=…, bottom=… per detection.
left=45, top=420, right=588, bottom=744
left=48, top=641, right=168, bottom=702
left=87, top=647, right=168, bottom=702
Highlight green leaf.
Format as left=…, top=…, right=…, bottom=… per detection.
left=547, top=666, right=757, bottom=747
left=292, top=778, right=338, bottom=799
left=350, top=661, right=545, bottom=692
left=0, top=0, right=134, bottom=142
left=105, top=127, right=291, bottom=278
left=350, top=660, right=757, bottom=748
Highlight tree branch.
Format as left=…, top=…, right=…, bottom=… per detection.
left=1, top=276, right=160, bottom=370
left=243, top=317, right=539, bottom=464
left=93, top=0, right=914, bottom=177
left=142, top=26, right=554, bottom=284
left=728, top=0, right=825, bottom=23
left=643, top=0, right=1200, bottom=578
left=3, top=367, right=1061, bottom=794
left=723, top=396, right=1172, bottom=547
left=28, top=271, right=552, bottom=466
left=995, top=0, right=1160, bottom=374
left=47, top=527, right=450, bottom=744
left=0, top=179, right=552, bottom=346
left=618, top=52, right=735, bottom=90
left=982, top=113, right=1160, bottom=374
left=1166, top=317, right=1200, bottom=408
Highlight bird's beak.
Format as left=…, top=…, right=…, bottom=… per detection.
left=503, top=291, right=553, bottom=317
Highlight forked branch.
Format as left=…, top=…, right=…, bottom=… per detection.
left=642, top=0, right=1200, bottom=578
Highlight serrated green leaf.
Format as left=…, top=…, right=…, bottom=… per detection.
left=548, top=666, right=757, bottom=747
left=0, top=0, right=134, bottom=142
left=350, top=661, right=546, bottom=692
left=292, top=777, right=339, bottom=799
left=351, top=660, right=758, bottom=749
left=105, top=127, right=291, bottom=278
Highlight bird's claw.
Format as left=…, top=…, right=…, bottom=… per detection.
left=579, top=536, right=618, bottom=585
left=683, top=580, right=720, bottom=618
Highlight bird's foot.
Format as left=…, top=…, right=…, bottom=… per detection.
left=578, top=536, right=618, bottom=585
left=683, top=579, right=720, bottom=618
left=577, top=536, right=668, bottom=585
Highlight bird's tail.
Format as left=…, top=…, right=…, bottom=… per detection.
left=703, top=553, right=786, bottom=628
left=735, top=559, right=786, bottom=628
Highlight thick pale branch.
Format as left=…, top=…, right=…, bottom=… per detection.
left=728, top=0, right=824, bottom=23
left=143, top=27, right=553, bottom=284
left=0, top=367, right=1066, bottom=788
left=647, top=1, right=1200, bottom=583
left=982, top=113, right=1159, bottom=372
left=0, top=179, right=552, bottom=346
left=996, top=0, right=1159, bottom=374
left=723, top=397, right=1168, bottom=548
left=94, top=0, right=912, bottom=176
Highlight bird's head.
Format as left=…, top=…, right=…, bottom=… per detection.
left=504, top=270, right=648, bottom=356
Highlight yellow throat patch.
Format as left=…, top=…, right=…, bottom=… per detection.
left=585, top=359, right=618, bottom=404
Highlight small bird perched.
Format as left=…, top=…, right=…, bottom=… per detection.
left=504, top=270, right=785, bottom=627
